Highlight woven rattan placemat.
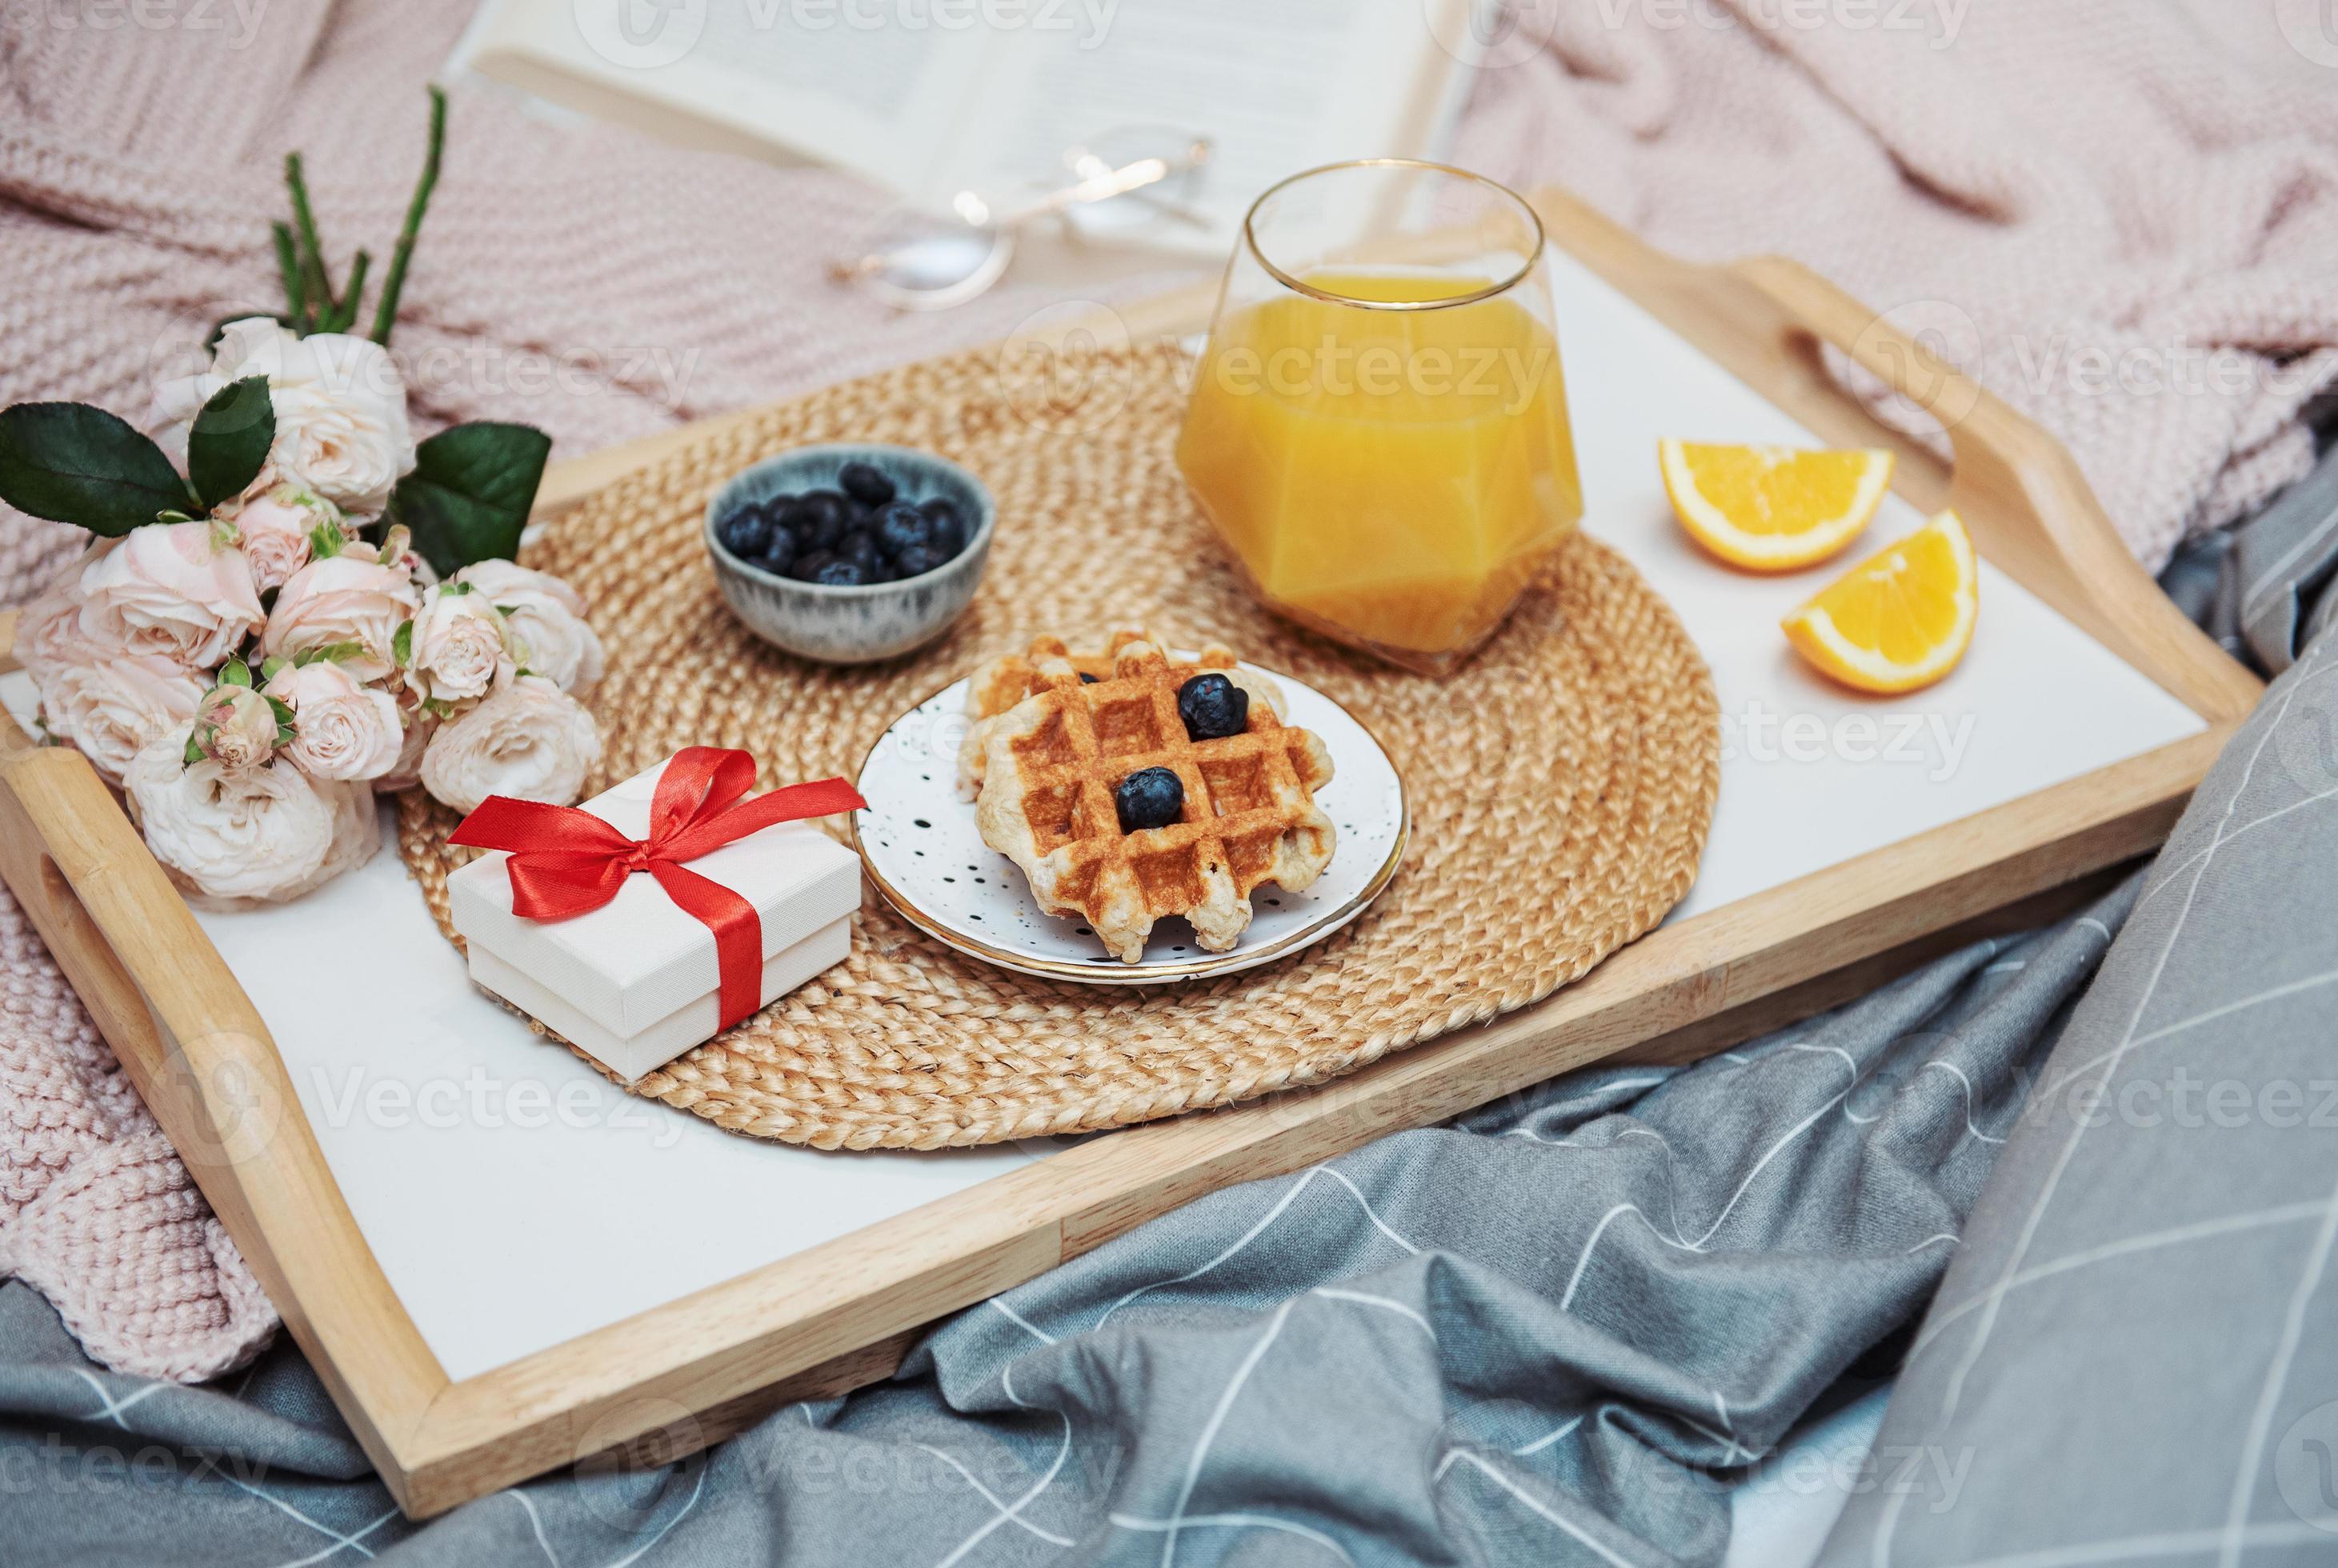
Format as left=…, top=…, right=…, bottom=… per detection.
left=399, top=345, right=1720, bottom=1150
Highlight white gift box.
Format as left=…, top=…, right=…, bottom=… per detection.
left=447, top=756, right=863, bottom=1082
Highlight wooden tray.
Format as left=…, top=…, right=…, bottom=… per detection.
left=0, top=188, right=2257, bottom=1517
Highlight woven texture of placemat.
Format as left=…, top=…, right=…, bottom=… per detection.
left=398, top=343, right=1719, bottom=1150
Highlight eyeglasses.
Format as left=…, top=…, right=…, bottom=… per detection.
left=829, top=128, right=1213, bottom=311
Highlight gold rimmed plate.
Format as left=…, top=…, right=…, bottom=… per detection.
left=851, top=663, right=1408, bottom=984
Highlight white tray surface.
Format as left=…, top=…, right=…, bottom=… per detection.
left=1550, top=257, right=2204, bottom=919
left=0, top=246, right=2206, bottom=1382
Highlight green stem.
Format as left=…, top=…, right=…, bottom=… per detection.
left=326, top=249, right=372, bottom=334
left=271, top=221, right=305, bottom=326
left=283, top=152, right=334, bottom=334
left=370, top=86, right=446, bottom=347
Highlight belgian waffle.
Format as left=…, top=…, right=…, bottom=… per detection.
left=973, top=634, right=1335, bottom=962
left=955, top=629, right=1283, bottom=797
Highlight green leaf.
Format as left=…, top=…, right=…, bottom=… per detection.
left=184, top=732, right=206, bottom=766
left=0, top=402, right=192, bottom=535
left=260, top=655, right=289, bottom=681
left=187, top=376, right=276, bottom=509
left=266, top=694, right=295, bottom=727
left=387, top=422, right=550, bottom=576
left=219, top=659, right=252, bottom=688
left=293, top=640, right=364, bottom=667
left=392, top=619, right=414, bottom=666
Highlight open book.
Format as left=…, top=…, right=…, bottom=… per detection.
left=458, top=0, right=1489, bottom=258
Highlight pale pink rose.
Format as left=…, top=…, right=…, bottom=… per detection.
left=264, top=659, right=403, bottom=782
left=263, top=552, right=421, bottom=680
left=127, top=726, right=331, bottom=904
left=13, top=554, right=106, bottom=684
left=301, top=772, right=384, bottom=896
left=405, top=582, right=513, bottom=704
left=78, top=521, right=263, bottom=670
left=154, top=318, right=416, bottom=514
left=419, top=675, right=602, bottom=814
left=364, top=670, right=434, bottom=793
left=225, top=482, right=346, bottom=593
left=454, top=560, right=605, bottom=697
left=126, top=726, right=379, bottom=909
left=374, top=708, right=436, bottom=794
left=34, top=650, right=206, bottom=786
left=193, top=684, right=281, bottom=773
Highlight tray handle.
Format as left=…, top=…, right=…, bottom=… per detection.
left=1729, top=254, right=2260, bottom=722
left=0, top=642, right=447, bottom=1492
left=1522, top=186, right=2256, bottom=722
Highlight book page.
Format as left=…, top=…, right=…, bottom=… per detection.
left=921, top=0, right=1470, bottom=256
left=462, top=0, right=1476, bottom=258
left=472, top=0, right=1000, bottom=195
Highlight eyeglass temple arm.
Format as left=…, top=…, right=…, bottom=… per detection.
left=993, top=138, right=1212, bottom=229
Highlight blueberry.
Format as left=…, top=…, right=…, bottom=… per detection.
left=839, top=529, right=880, bottom=570
left=891, top=542, right=943, bottom=578
left=839, top=462, right=896, bottom=508
left=717, top=506, right=773, bottom=559
left=1177, top=673, right=1250, bottom=741
left=1115, top=767, right=1183, bottom=833
left=1079, top=672, right=1099, bottom=684
left=796, top=490, right=851, bottom=550
left=787, top=550, right=836, bottom=582
left=757, top=529, right=797, bottom=575
left=810, top=556, right=867, bottom=587
left=873, top=500, right=934, bottom=558
left=922, top=501, right=967, bottom=558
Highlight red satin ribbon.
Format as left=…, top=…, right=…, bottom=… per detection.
left=449, top=746, right=866, bottom=1031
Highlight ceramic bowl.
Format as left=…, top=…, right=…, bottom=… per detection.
left=704, top=442, right=995, bottom=664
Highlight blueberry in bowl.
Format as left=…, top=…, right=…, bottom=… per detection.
left=873, top=500, right=934, bottom=558
left=838, top=460, right=896, bottom=507
left=715, top=503, right=775, bottom=561
left=920, top=497, right=967, bottom=558
left=705, top=442, right=994, bottom=664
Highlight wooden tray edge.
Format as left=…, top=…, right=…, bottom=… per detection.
left=0, top=186, right=2260, bottom=1514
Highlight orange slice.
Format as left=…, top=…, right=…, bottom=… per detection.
left=1659, top=439, right=1895, bottom=571
left=1782, top=511, right=1979, bottom=694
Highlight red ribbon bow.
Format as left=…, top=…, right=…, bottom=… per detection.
left=449, top=747, right=866, bottom=1031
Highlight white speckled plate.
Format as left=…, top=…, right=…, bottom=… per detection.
left=851, top=664, right=1408, bottom=983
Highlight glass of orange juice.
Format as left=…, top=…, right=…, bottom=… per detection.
left=1175, top=161, right=1583, bottom=675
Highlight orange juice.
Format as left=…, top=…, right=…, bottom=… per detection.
left=1175, top=270, right=1583, bottom=668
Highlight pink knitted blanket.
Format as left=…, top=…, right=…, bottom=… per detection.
left=3, top=0, right=2334, bottom=1380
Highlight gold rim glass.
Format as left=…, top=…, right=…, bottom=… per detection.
left=1240, top=158, right=1547, bottom=311
left=1175, top=160, right=1585, bottom=677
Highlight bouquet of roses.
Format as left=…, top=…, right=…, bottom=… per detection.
left=0, top=92, right=603, bottom=908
